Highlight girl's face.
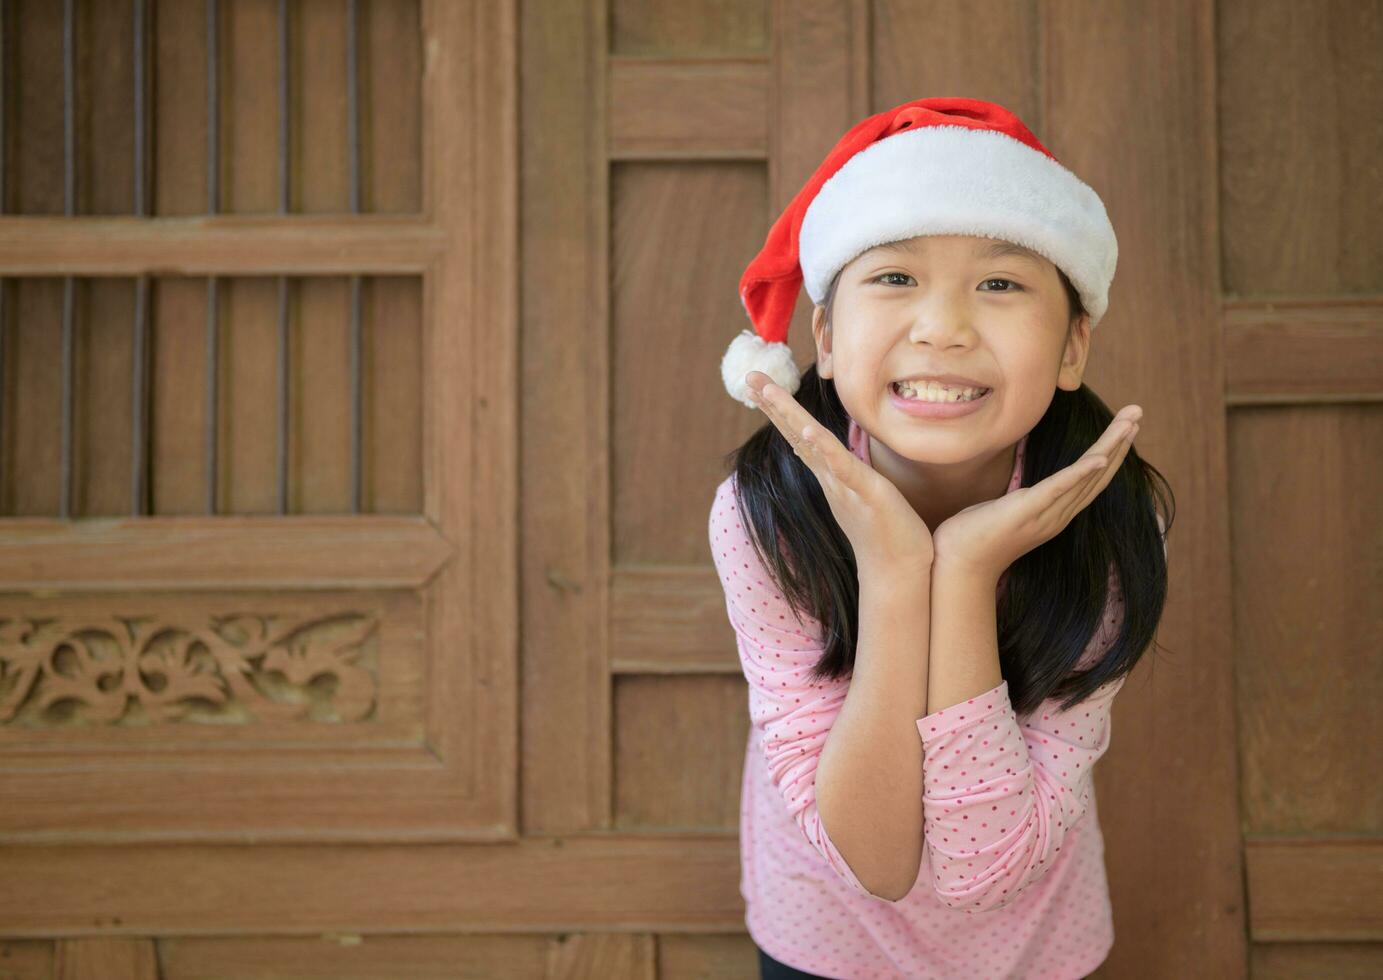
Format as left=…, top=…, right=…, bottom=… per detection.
left=811, top=233, right=1091, bottom=464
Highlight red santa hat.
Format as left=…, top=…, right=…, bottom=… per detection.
left=722, top=96, right=1118, bottom=408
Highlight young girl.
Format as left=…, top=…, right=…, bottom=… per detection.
left=708, top=98, right=1173, bottom=980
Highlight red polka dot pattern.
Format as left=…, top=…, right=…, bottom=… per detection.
left=708, top=417, right=1161, bottom=979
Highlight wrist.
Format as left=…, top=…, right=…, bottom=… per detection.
left=930, top=555, right=1001, bottom=589
left=857, top=558, right=932, bottom=593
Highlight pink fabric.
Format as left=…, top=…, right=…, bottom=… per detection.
left=709, top=417, right=1139, bottom=979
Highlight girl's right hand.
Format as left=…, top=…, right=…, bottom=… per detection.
left=743, top=371, right=936, bottom=575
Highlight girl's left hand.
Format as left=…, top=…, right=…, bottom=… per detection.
left=929, top=406, right=1143, bottom=581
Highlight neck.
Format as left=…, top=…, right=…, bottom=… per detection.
left=867, top=436, right=1019, bottom=532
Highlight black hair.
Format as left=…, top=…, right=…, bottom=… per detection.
left=719, top=262, right=1175, bottom=716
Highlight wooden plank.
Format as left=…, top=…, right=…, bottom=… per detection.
left=608, top=57, right=769, bottom=159
left=610, top=566, right=739, bottom=673
left=1041, top=1, right=1246, bottom=974
left=1245, top=838, right=1383, bottom=941
left=419, top=0, right=519, bottom=826
left=0, top=515, right=451, bottom=589
left=0, top=835, right=744, bottom=934
left=56, top=938, right=158, bottom=980
left=1223, top=298, right=1383, bottom=403
left=518, top=0, right=611, bottom=834
left=0, top=217, right=444, bottom=275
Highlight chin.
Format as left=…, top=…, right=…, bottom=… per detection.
left=875, top=428, right=992, bottom=465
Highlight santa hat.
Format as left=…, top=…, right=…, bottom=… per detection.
left=721, top=96, right=1118, bottom=408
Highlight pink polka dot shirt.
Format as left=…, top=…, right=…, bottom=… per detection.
left=709, top=417, right=1153, bottom=979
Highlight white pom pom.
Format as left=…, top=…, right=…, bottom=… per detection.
left=720, top=328, right=802, bottom=409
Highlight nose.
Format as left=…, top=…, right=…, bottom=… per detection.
left=905, top=300, right=978, bottom=347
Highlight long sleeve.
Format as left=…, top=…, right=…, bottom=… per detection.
left=709, top=475, right=875, bottom=897
left=914, top=559, right=1133, bottom=914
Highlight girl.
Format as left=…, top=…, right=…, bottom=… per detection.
left=708, top=98, right=1173, bottom=980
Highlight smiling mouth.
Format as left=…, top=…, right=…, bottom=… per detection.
left=890, top=380, right=992, bottom=403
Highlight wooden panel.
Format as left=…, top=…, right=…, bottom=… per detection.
left=868, top=1, right=1242, bottom=975
left=363, top=0, right=426, bottom=214
left=1218, top=0, right=1383, bottom=296
left=297, top=276, right=371, bottom=514
left=1245, top=838, right=1383, bottom=941
left=519, top=0, right=610, bottom=835
left=1223, top=298, right=1383, bottom=404
left=55, top=938, right=158, bottom=980
left=0, top=274, right=423, bottom=518
left=0, top=835, right=744, bottom=933
left=0, top=218, right=446, bottom=273
left=656, top=933, right=759, bottom=980
left=223, top=0, right=283, bottom=214
left=871, top=1, right=1038, bottom=125
left=1234, top=406, right=1382, bottom=832
left=9, top=0, right=71, bottom=215
left=0, top=940, right=56, bottom=980
left=220, top=274, right=284, bottom=512
left=1220, top=0, right=1383, bottom=969
left=5, top=0, right=422, bottom=217
left=611, top=0, right=768, bottom=56
left=82, top=3, right=139, bottom=217
left=418, top=0, right=519, bottom=834
left=158, top=271, right=426, bottom=515
left=0, top=515, right=450, bottom=589
left=160, top=934, right=551, bottom=980
left=610, top=161, right=766, bottom=564
left=548, top=932, right=656, bottom=979
left=780, top=0, right=862, bottom=208
left=1050, top=3, right=1244, bottom=973
left=153, top=0, right=213, bottom=217
left=0, top=589, right=441, bottom=841
left=75, top=278, right=137, bottom=516
left=0, top=267, right=426, bottom=518
left=3, top=278, right=65, bottom=515
left=613, top=674, right=747, bottom=830
left=610, top=567, right=735, bottom=672
left=608, top=59, right=769, bottom=159
left=0, top=0, right=518, bottom=856
left=297, top=0, right=353, bottom=215
left=1250, top=942, right=1383, bottom=979
left=149, top=275, right=207, bottom=515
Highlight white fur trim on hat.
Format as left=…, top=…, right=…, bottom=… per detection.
left=721, top=328, right=802, bottom=409
left=798, top=125, right=1118, bottom=328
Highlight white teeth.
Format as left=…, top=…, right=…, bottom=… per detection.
left=893, top=380, right=989, bottom=403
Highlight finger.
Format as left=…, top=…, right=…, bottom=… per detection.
left=1038, top=412, right=1136, bottom=505
left=1035, top=446, right=1110, bottom=506
left=758, top=383, right=866, bottom=497
left=1086, top=409, right=1140, bottom=460
left=750, top=379, right=841, bottom=488
left=798, top=422, right=842, bottom=486
left=749, top=379, right=812, bottom=459
left=1059, top=421, right=1138, bottom=525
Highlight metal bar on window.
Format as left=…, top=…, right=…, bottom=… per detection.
left=0, top=0, right=8, bottom=510
left=131, top=0, right=150, bottom=515
left=277, top=0, right=290, bottom=513
left=347, top=0, right=361, bottom=513
left=205, top=0, right=219, bottom=514
left=61, top=0, right=76, bottom=519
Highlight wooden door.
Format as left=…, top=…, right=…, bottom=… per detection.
left=0, top=0, right=526, bottom=975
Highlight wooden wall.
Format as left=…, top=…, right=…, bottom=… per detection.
left=0, top=0, right=1378, bottom=977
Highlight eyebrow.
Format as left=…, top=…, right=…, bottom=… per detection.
left=874, top=238, right=1046, bottom=266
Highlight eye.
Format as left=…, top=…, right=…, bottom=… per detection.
left=869, top=272, right=1025, bottom=292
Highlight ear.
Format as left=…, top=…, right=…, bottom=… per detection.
left=812, top=304, right=834, bottom=379
left=1055, top=312, right=1091, bottom=391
